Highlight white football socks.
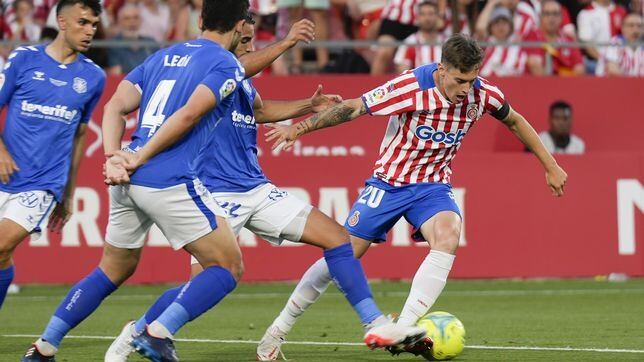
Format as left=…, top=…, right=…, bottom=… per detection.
left=148, top=321, right=173, bottom=339
left=34, top=338, right=57, bottom=356
left=397, top=250, right=455, bottom=327
left=272, top=258, right=332, bottom=336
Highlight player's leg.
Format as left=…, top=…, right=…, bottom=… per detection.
left=257, top=182, right=424, bottom=359
left=126, top=190, right=252, bottom=338
left=128, top=181, right=242, bottom=361
left=0, top=219, right=29, bottom=309
left=0, top=191, right=55, bottom=310
left=25, top=186, right=149, bottom=359
left=397, top=184, right=462, bottom=327
left=142, top=217, right=242, bottom=339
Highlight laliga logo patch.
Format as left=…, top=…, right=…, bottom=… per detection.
left=372, top=88, right=387, bottom=100
left=219, top=79, right=236, bottom=99
left=466, top=104, right=479, bottom=120
left=348, top=211, right=360, bottom=227
left=73, top=77, right=87, bottom=94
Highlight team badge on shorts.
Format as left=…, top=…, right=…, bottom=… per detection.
left=348, top=210, right=360, bottom=227
left=466, top=104, right=479, bottom=120
left=18, top=192, right=40, bottom=208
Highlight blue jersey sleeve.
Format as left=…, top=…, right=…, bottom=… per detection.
left=200, top=55, right=245, bottom=105
left=81, top=75, right=106, bottom=124
left=124, top=63, right=145, bottom=90
left=0, top=49, right=28, bottom=108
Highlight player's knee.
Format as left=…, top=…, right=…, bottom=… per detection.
left=432, top=226, right=460, bottom=254
left=0, top=240, right=16, bottom=263
left=326, top=225, right=351, bottom=248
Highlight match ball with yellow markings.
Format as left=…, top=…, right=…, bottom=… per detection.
left=417, top=311, right=466, bottom=360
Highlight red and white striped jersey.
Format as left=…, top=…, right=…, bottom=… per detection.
left=514, top=1, right=538, bottom=39
left=480, top=37, right=527, bottom=77
left=381, top=0, right=419, bottom=25
left=361, top=64, right=508, bottom=186
left=577, top=2, right=627, bottom=43
left=596, top=35, right=644, bottom=76
left=393, top=32, right=443, bottom=70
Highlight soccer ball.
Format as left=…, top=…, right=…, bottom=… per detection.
left=417, top=311, right=466, bottom=360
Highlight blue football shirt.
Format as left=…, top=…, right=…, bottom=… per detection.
left=197, top=78, right=269, bottom=193
left=125, top=38, right=245, bottom=188
left=0, top=45, right=105, bottom=201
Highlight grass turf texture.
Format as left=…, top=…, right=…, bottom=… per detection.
left=1, top=279, right=643, bottom=361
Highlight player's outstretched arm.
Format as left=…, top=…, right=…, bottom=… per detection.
left=255, top=85, right=342, bottom=123
left=265, top=97, right=366, bottom=150
left=501, top=107, right=568, bottom=197
left=240, top=19, right=315, bottom=78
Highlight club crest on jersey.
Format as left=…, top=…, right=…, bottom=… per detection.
left=73, top=77, right=87, bottom=94
left=348, top=211, right=360, bottom=227
left=219, top=79, right=236, bottom=100
left=466, top=104, right=479, bottom=120
left=32, top=71, right=45, bottom=81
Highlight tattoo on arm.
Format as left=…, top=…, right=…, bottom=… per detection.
left=295, top=103, right=364, bottom=136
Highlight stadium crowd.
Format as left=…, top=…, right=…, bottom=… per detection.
left=0, top=0, right=642, bottom=76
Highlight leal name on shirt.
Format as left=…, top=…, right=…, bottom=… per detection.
left=163, top=54, right=192, bottom=68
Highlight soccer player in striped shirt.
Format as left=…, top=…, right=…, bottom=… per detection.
left=258, top=34, right=568, bottom=358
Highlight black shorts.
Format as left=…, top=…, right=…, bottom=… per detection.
left=378, top=18, right=418, bottom=40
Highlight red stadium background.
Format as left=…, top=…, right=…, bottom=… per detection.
left=11, top=76, right=644, bottom=283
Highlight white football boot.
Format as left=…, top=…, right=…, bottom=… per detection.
left=256, top=325, right=286, bottom=361
left=105, top=321, right=137, bottom=362
left=363, top=318, right=426, bottom=349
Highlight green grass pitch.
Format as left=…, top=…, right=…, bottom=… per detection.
left=1, top=279, right=643, bottom=361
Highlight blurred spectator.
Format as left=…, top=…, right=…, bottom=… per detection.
left=525, top=0, right=584, bottom=76
left=187, top=0, right=203, bottom=39
left=528, top=0, right=576, bottom=38
left=166, top=0, right=190, bottom=41
left=478, top=6, right=527, bottom=77
left=138, top=0, right=171, bottom=42
left=394, top=0, right=442, bottom=73
left=577, top=0, right=627, bottom=71
left=2, top=0, right=42, bottom=41
left=442, top=0, right=474, bottom=37
left=371, top=0, right=420, bottom=75
left=538, top=101, right=585, bottom=154
left=107, top=4, right=156, bottom=75
left=596, top=13, right=643, bottom=76
left=3, top=0, right=55, bottom=28
left=477, top=0, right=537, bottom=40
left=341, top=0, right=386, bottom=40
left=278, top=0, right=330, bottom=73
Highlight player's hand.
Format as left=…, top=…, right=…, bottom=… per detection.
left=48, top=199, right=73, bottom=233
left=265, top=123, right=299, bottom=151
left=104, top=153, right=131, bottom=185
left=546, top=164, right=567, bottom=197
left=311, top=84, right=342, bottom=113
left=0, top=147, right=19, bottom=184
left=285, top=19, right=316, bottom=48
